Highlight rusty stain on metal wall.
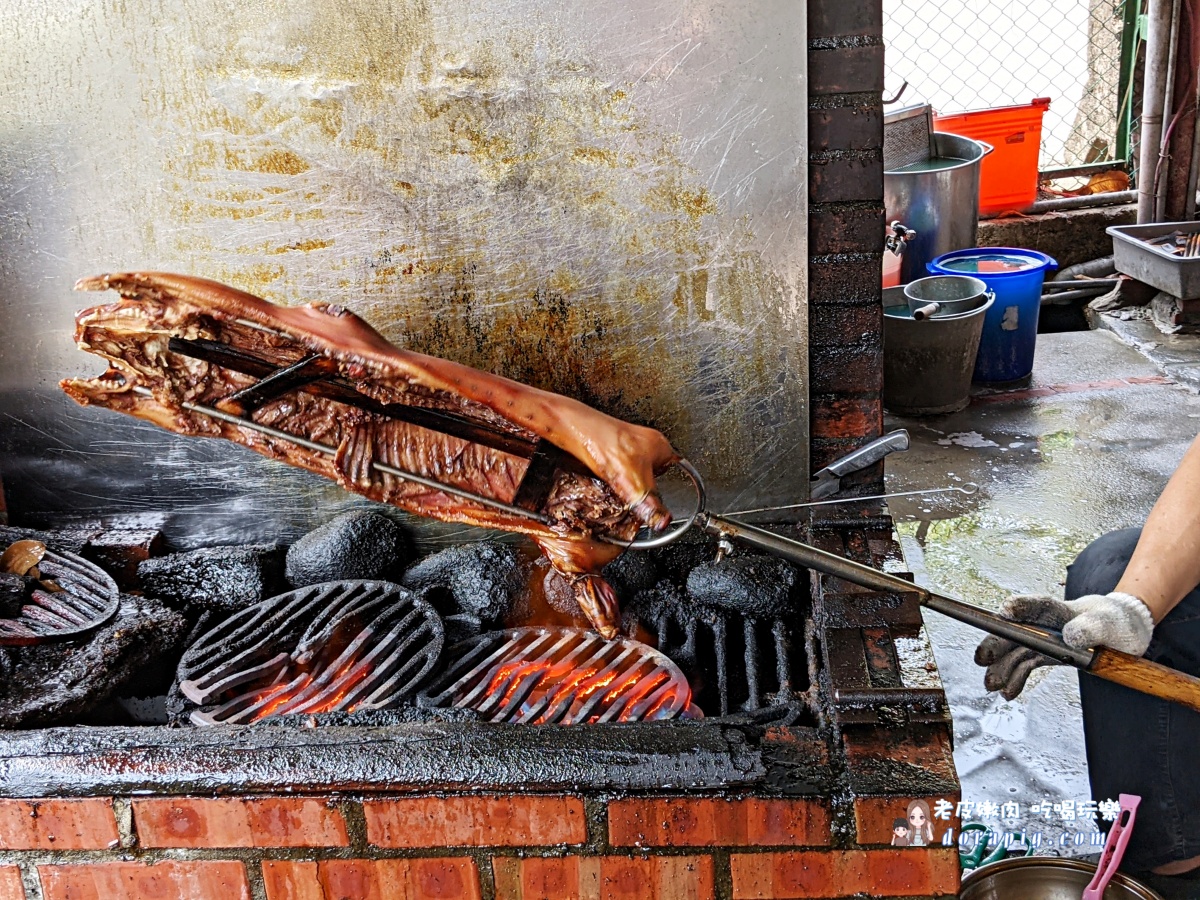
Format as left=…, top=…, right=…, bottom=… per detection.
left=0, top=0, right=807, bottom=543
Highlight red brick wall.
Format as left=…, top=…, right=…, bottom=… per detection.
left=0, top=794, right=958, bottom=899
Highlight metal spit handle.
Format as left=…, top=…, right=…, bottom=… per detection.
left=617, top=461, right=1200, bottom=716
left=693, top=511, right=1094, bottom=669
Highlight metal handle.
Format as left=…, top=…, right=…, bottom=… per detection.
left=911, top=302, right=941, bottom=321
left=821, top=430, right=911, bottom=479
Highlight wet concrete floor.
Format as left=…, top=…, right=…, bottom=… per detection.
left=886, top=329, right=1200, bottom=855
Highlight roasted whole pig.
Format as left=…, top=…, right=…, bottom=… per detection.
left=62, top=272, right=680, bottom=637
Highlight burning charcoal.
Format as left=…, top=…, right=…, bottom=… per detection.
left=602, top=552, right=658, bottom=600
left=286, top=511, right=411, bottom=587
left=139, top=545, right=285, bottom=612
left=175, top=581, right=443, bottom=726
left=0, top=594, right=188, bottom=728
left=402, top=542, right=527, bottom=624
left=419, top=626, right=695, bottom=724
left=686, top=556, right=798, bottom=618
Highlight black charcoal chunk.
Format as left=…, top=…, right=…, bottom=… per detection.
left=0, top=573, right=28, bottom=618
left=286, top=512, right=410, bottom=587
left=139, top=545, right=284, bottom=612
left=626, top=580, right=694, bottom=634
left=602, top=552, right=658, bottom=600
left=686, top=556, right=798, bottom=618
left=402, top=542, right=527, bottom=623
left=444, top=613, right=484, bottom=645
left=650, top=531, right=719, bottom=582
left=0, top=594, right=188, bottom=728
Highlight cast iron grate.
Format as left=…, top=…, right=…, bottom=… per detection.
left=419, top=626, right=697, bottom=724
left=637, top=604, right=809, bottom=718
left=0, top=546, right=120, bottom=646
left=177, top=580, right=443, bottom=725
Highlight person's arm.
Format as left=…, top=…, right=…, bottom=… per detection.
left=1114, top=433, right=1200, bottom=622
left=976, top=433, right=1200, bottom=698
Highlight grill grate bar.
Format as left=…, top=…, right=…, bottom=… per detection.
left=178, top=580, right=444, bottom=726
left=0, top=547, right=120, bottom=647
left=516, top=637, right=622, bottom=724
left=419, top=627, right=697, bottom=725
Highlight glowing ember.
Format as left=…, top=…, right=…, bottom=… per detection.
left=420, top=627, right=698, bottom=725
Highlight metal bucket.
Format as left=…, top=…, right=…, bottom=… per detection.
left=883, top=284, right=993, bottom=416
left=959, top=857, right=1164, bottom=900
left=884, top=132, right=992, bottom=284
left=904, top=274, right=993, bottom=320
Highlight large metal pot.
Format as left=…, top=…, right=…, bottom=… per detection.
left=885, top=132, right=991, bottom=284
left=959, top=857, right=1164, bottom=900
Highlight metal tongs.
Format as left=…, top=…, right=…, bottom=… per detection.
left=623, top=457, right=1200, bottom=716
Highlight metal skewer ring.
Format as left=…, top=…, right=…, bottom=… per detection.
left=597, top=458, right=706, bottom=550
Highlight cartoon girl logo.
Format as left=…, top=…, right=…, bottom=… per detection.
left=906, top=799, right=934, bottom=846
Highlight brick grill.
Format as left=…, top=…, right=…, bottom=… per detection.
left=0, top=1, right=964, bottom=897
left=0, top=786, right=960, bottom=900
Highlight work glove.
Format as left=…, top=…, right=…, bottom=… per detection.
left=974, top=592, right=1154, bottom=700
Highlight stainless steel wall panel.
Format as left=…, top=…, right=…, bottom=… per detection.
left=0, top=0, right=807, bottom=545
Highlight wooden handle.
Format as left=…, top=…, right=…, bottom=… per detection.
left=1088, top=647, right=1200, bottom=714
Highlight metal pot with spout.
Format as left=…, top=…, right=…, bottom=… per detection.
left=884, top=131, right=993, bottom=284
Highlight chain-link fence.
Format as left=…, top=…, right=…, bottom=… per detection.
left=884, top=0, right=1136, bottom=172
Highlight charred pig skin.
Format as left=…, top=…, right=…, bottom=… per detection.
left=61, top=272, right=680, bottom=638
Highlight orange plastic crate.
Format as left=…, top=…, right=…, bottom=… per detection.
left=934, top=98, right=1050, bottom=217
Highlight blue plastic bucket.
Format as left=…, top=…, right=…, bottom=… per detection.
left=927, top=248, right=1058, bottom=382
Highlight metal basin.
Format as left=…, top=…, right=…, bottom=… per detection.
left=960, top=857, right=1164, bottom=900
left=883, top=285, right=993, bottom=415
left=904, top=274, right=992, bottom=319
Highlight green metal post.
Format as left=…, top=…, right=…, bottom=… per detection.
left=1116, top=0, right=1145, bottom=164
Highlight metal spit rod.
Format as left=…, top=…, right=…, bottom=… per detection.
left=130, top=387, right=554, bottom=526
left=695, top=512, right=1094, bottom=669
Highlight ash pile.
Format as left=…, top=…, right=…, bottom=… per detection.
left=0, top=510, right=815, bottom=729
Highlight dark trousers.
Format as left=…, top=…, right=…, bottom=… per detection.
left=1068, top=527, right=1200, bottom=871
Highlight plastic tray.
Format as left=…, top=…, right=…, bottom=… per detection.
left=1108, top=221, right=1200, bottom=300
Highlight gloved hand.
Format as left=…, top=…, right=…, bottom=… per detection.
left=974, top=592, right=1154, bottom=700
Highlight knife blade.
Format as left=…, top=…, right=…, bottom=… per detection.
left=810, top=430, right=911, bottom=500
